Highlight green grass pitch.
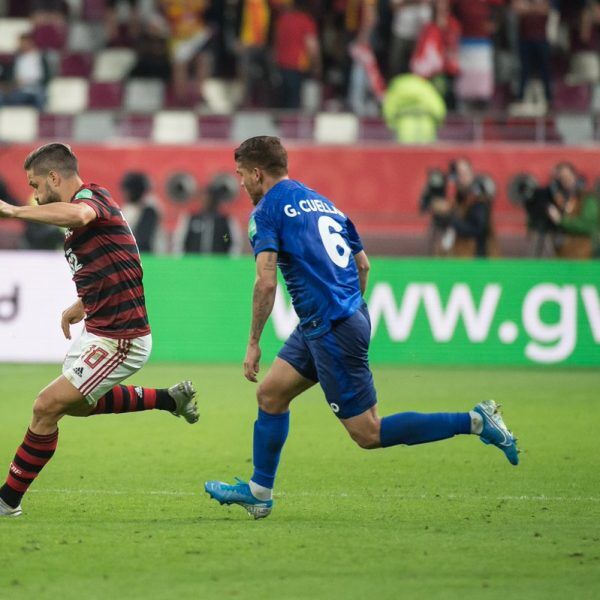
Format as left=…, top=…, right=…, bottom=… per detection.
left=1, top=363, right=599, bottom=599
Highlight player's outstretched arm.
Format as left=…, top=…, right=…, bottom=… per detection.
left=353, top=250, right=370, bottom=296
left=0, top=199, right=96, bottom=228
left=0, top=199, right=19, bottom=219
left=244, top=251, right=278, bottom=383
left=61, top=298, right=85, bottom=340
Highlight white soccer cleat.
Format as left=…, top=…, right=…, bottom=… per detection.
left=168, top=380, right=199, bottom=424
left=0, top=497, right=22, bottom=518
left=474, top=399, right=519, bottom=465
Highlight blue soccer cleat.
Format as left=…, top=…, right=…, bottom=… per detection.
left=474, top=400, right=520, bottom=466
left=204, top=477, right=273, bottom=519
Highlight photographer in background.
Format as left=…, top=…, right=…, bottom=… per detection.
left=428, top=158, right=497, bottom=257
left=174, top=173, right=242, bottom=256
left=545, top=162, right=599, bottom=259
left=120, top=171, right=162, bottom=254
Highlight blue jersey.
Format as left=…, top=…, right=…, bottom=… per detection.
left=249, top=179, right=364, bottom=339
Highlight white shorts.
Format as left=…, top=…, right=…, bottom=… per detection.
left=62, top=329, right=152, bottom=406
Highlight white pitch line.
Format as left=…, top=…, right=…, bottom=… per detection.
left=28, top=489, right=600, bottom=502
left=29, top=488, right=197, bottom=497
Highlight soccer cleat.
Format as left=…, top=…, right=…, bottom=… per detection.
left=0, top=497, right=22, bottom=518
left=474, top=400, right=519, bottom=465
left=169, top=380, right=199, bottom=424
left=204, top=478, right=273, bottom=519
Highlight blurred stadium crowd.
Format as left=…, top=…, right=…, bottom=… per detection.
left=0, top=1, right=600, bottom=143
left=0, top=1, right=598, bottom=259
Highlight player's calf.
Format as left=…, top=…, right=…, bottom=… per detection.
left=348, top=430, right=381, bottom=450
left=88, top=381, right=199, bottom=424
left=0, top=427, right=59, bottom=514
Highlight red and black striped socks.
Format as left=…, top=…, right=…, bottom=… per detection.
left=0, top=389, right=175, bottom=508
left=90, top=385, right=175, bottom=415
left=0, top=428, right=59, bottom=509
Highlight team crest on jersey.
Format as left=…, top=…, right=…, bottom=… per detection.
left=248, top=216, right=257, bottom=241
left=75, top=189, right=94, bottom=200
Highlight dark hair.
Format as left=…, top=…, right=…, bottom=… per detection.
left=121, top=171, right=150, bottom=204
left=23, top=143, right=78, bottom=176
left=234, top=136, right=288, bottom=177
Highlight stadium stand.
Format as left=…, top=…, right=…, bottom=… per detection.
left=1, top=1, right=599, bottom=258
left=152, top=110, right=198, bottom=144
left=231, top=112, right=280, bottom=143
left=0, top=18, right=30, bottom=53
left=72, top=110, right=116, bottom=142
left=314, top=112, right=360, bottom=144
left=124, top=78, right=165, bottom=113
left=92, top=48, right=136, bottom=82
left=45, top=76, right=88, bottom=113
left=0, top=105, right=38, bottom=142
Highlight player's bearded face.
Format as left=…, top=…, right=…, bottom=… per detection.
left=27, top=171, right=61, bottom=205
left=40, top=180, right=62, bottom=204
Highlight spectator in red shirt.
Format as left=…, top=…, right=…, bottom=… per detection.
left=513, top=0, right=552, bottom=105
left=411, top=0, right=461, bottom=109
left=274, top=0, right=321, bottom=109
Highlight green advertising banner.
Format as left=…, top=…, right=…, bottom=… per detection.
left=143, top=257, right=600, bottom=366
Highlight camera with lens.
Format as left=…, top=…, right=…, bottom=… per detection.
left=420, top=167, right=452, bottom=230
left=420, top=167, right=448, bottom=211
left=421, top=161, right=495, bottom=221
left=508, top=166, right=586, bottom=233
left=506, top=172, right=552, bottom=232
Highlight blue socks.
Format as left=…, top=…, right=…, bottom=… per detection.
left=250, top=409, right=471, bottom=485
left=380, top=412, right=471, bottom=448
left=251, top=409, right=290, bottom=489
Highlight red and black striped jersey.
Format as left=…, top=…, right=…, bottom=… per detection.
left=65, top=183, right=151, bottom=339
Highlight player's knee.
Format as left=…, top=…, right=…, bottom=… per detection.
left=33, top=390, right=62, bottom=421
left=256, top=383, right=288, bottom=414
left=256, top=383, right=272, bottom=411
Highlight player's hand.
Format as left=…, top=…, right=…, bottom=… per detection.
left=61, top=300, right=85, bottom=340
left=0, top=199, right=17, bottom=219
left=244, top=342, right=261, bottom=383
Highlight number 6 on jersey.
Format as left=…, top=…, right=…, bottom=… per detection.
left=318, top=215, right=352, bottom=268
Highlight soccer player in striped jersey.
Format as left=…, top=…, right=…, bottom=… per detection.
left=0, top=143, right=199, bottom=518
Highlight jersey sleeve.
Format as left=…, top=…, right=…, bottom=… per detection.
left=346, top=217, right=364, bottom=254
left=71, top=188, right=110, bottom=220
left=249, top=206, right=280, bottom=256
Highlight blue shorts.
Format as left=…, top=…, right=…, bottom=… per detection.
left=278, top=304, right=377, bottom=419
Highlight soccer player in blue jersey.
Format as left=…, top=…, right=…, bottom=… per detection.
left=205, top=137, right=519, bottom=519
